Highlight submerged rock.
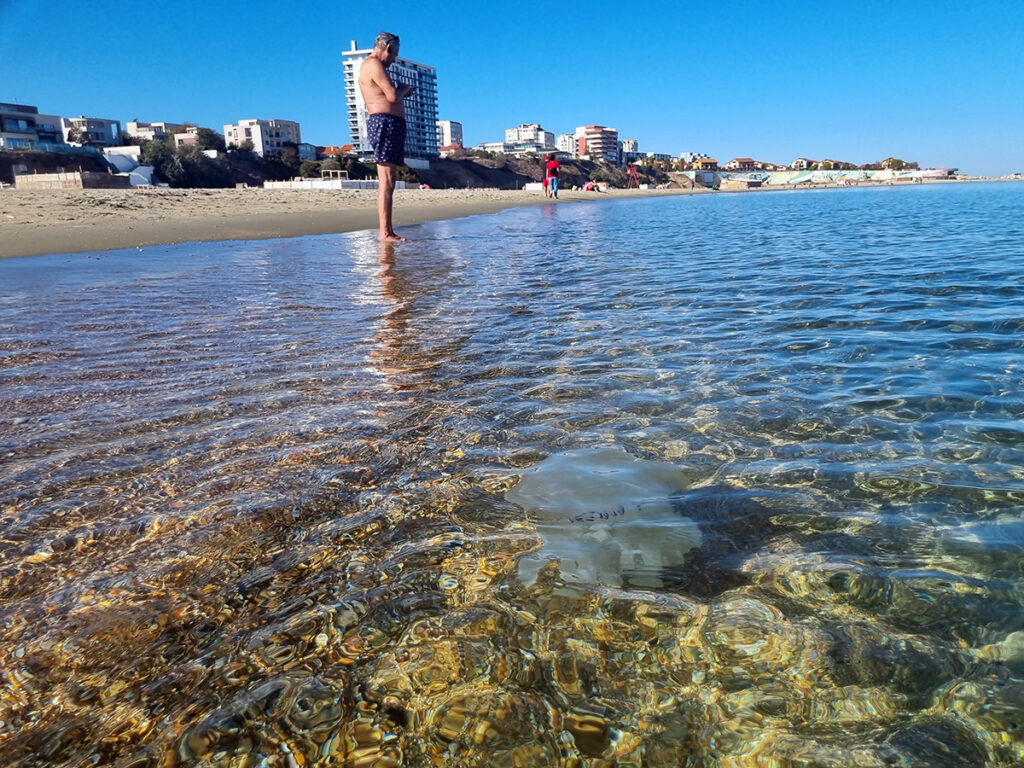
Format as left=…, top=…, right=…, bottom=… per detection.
left=505, top=446, right=702, bottom=588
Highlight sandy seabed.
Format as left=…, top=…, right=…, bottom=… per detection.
left=0, top=186, right=705, bottom=259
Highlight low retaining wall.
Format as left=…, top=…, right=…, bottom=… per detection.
left=15, top=171, right=130, bottom=190
left=263, top=179, right=407, bottom=191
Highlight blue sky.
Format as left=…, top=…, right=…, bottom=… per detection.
left=2, top=0, right=1021, bottom=176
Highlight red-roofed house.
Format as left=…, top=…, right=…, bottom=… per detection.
left=318, top=144, right=354, bottom=158
left=724, top=157, right=756, bottom=171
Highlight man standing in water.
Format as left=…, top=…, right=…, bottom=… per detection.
left=358, top=31, right=415, bottom=242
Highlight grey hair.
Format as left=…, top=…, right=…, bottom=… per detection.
left=374, top=31, right=400, bottom=51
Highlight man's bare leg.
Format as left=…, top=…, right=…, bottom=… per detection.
left=376, top=163, right=405, bottom=242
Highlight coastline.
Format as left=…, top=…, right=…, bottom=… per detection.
left=0, top=187, right=707, bottom=259
left=0, top=179, right=992, bottom=260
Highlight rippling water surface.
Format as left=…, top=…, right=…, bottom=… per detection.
left=2, top=182, right=1024, bottom=767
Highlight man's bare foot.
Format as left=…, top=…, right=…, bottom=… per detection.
left=378, top=233, right=406, bottom=242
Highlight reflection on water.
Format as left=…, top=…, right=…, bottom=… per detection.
left=1, top=183, right=1023, bottom=766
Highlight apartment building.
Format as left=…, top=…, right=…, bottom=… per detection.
left=223, top=119, right=301, bottom=157
left=556, top=133, right=577, bottom=157
left=436, top=119, right=463, bottom=148
left=575, top=125, right=620, bottom=165
left=62, top=116, right=122, bottom=146
left=504, top=123, right=554, bottom=149
left=342, top=40, right=439, bottom=168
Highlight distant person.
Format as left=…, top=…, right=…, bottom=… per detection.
left=358, top=31, right=415, bottom=242
left=545, top=154, right=560, bottom=199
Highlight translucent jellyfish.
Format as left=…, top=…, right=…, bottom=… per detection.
left=505, top=446, right=702, bottom=588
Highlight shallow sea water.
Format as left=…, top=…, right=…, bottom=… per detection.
left=1, top=182, right=1023, bottom=767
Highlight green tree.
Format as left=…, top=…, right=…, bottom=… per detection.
left=195, top=128, right=226, bottom=152
left=234, top=139, right=255, bottom=153
left=141, top=139, right=175, bottom=175
left=280, top=143, right=300, bottom=171
left=299, top=160, right=322, bottom=178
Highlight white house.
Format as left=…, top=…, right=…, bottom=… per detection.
left=224, top=119, right=301, bottom=157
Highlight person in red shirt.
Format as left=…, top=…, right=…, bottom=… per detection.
left=545, top=154, right=560, bottom=199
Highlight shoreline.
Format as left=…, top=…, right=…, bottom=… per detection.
left=0, top=178, right=997, bottom=260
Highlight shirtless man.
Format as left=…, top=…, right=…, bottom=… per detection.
left=358, top=31, right=415, bottom=242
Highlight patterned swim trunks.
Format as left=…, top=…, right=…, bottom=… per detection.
left=366, top=113, right=406, bottom=166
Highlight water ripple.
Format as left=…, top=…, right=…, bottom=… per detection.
left=1, top=183, right=1023, bottom=766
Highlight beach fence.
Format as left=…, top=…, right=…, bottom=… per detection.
left=263, top=179, right=406, bottom=190
left=14, top=170, right=130, bottom=190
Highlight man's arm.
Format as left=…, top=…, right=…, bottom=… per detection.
left=367, top=58, right=414, bottom=102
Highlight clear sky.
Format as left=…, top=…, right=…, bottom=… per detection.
left=2, top=0, right=1021, bottom=176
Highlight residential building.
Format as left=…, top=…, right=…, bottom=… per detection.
left=223, top=119, right=301, bottom=157
left=646, top=152, right=674, bottom=163
left=476, top=141, right=510, bottom=154
left=680, top=152, right=709, bottom=165
left=126, top=121, right=194, bottom=142
left=0, top=103, right=43, bottom=148
left=556, top=133, right=577, bottom=157
left=436, top=119, right=463, bottom=148
left=297, top=142, right=317, bottom=161
left=575, top=125, right=620, bottom=165
left=174, top=126, right=200, bottom=146
left=504, top=123, right=554, bottom=148
left=343, top=39, right=439, bottom=168
left=318, top=144, right=354, bottom=158
left=1, top=103, right=64, bottom=146
left=724, top=157, right=757, bottom=171
left=754, top=160, right=783, bottom=171
left=62, top=116, right=122, bottom=146
left=692, top=157, right=718, bottom=170
left=621, top=139, right=639, bottom=154
left=791, top=157, right=813, bottom=170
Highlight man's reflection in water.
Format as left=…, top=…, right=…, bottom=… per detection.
left=370, top=239, right=421, bottom=387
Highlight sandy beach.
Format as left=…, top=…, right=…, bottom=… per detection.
left=0, top=186, right=707, bottom=259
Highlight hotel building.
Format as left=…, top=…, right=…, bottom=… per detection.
left=223, top=119, right=302, bottom=157
left=343, top=40, right=439, bottom=168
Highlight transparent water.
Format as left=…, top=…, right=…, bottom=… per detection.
left=1, top=183, right=1023, bottom=766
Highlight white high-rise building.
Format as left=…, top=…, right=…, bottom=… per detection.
left=437, top=119, right=463, bottom=147
left=343, top=40, right=439, bottom=168
left=223, top=119, right=301, bottom=157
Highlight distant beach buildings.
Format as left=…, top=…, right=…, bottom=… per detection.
left=342, top=40, right=439, bottom=169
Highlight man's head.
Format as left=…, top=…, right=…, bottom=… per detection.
left=374, top=31, right=400, bottom=64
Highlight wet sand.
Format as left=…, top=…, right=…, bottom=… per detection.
left=0, top=187, right=706, bottom=259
